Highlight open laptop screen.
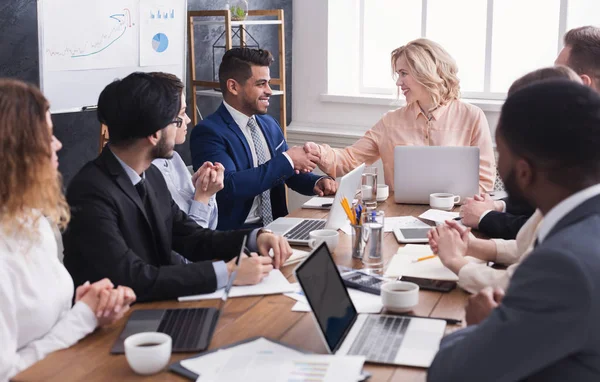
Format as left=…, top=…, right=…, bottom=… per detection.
left=295, top=243, right=358, bottom=352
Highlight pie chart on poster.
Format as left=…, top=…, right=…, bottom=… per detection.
left=152, top=33, right=169, bottom=53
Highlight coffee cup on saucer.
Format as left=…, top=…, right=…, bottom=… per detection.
left=429, top=193, right=461, bottom=211
left=308, top=229, right=339, bottom=252
left=124, top=332, right=172, bottom=375
left=381, top=281, right=419, bottom=313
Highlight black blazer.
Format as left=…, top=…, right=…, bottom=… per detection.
left=62, top=147, right=251, bottom=302
left=478, top=198, right=536, bottom=240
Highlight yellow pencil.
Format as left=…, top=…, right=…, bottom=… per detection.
left=414, top=255, right=437, bottom=262
left=340, top=197, right=356, bottom=224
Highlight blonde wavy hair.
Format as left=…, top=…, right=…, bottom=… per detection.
left=391, top=38, right=461, bottom=110
left=0, top=79, right=70, bottom=236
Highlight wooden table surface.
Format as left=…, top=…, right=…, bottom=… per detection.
left=14, top=195, right=469, bottom=382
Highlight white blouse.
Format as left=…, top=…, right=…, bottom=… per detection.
left=458, top=210, right=543, bottom=294
left=0, top=213, right=97, bottom=380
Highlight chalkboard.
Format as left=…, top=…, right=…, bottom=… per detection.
left=38, top=0, right=187, bottom=113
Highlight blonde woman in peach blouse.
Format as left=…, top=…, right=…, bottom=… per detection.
left=305, top=38, right=496, bottom=192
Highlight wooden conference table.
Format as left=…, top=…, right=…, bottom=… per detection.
left=14, top=193, right=470, bottom=382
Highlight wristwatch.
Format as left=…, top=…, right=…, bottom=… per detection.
left=256, top=228, right=274, bottom=238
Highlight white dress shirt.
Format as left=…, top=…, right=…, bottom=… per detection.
left=0, top=213, right=98, bottom=380
left=152, top=151, right=218, bottom=230
left=537, top=183, right=600, bottom=244
left=222, top=101, right=294, bottom=224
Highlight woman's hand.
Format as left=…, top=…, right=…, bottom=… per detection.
left=430, top=221, right=471, bottom=274
left=193, top=162, right=225, bottom=203
left=76, top=279, right=137, bottom=327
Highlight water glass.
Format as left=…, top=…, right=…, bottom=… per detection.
left=361, top=166, right=378, bottom=209
left=362, top=210, right=384, bottom=275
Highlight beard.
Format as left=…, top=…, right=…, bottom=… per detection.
left=151, top=133, right=174, bottom=160
left=501, top=166, right=530, bottom=207
left=241, top=94, right=268, bottom=115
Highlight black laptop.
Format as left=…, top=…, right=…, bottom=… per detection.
left=110, top=236, right=245, bottom=353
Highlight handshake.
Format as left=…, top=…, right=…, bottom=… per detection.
left=286, top=142, right=322, bottom=174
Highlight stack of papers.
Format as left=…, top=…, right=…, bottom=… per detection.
left=384, top=244, right=485, bottom=281
left=178, top=269, right=295, bottom=302
left=284, top=282, right=383, bottom=314
left=384, top=216, right=432, bottom=233
left=283, top=249, right=310, bottom=267
left=418, top=209, right=460, bottom=225
left=302, top=196, right=358, bottom=210
left=180, top=337, right=366, bottom=382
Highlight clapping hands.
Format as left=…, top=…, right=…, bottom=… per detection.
left=193, top=161, right=225, bottom=203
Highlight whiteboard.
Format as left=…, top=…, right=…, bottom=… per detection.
left=38, top=0, right=187, bottom=114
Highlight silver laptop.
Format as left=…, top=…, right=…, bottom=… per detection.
left=295, top=242, right=446, bottom=367
left=266, top=163, right=365, bottom=245
left=394, top=146, right=479, bottom=204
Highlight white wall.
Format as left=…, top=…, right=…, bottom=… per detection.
left=286, top=0, right=501, bottom=210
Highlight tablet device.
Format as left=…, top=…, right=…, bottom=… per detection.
left=400, top=276, right=457, bottom=293
left=393, top=227, right=431, bottom=243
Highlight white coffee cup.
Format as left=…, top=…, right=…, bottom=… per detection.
left=308, top=229, right=339, bottom=252
left=381, top=281, right=419, bottom=313
left=429, top=193, right=461, bottom=211
left=376, top=184, right=389, bottom=202
left=124, top=332, right=172, bottom=375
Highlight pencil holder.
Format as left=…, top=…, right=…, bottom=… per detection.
left=350, top=224, right=365, bottom=259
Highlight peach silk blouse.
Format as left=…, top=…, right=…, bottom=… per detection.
left=316, top=100, right=496, bottom=192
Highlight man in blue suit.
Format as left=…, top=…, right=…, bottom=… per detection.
left=191, top=48, right=336, bottom=230
left=427, top=81, right=600, bottom=381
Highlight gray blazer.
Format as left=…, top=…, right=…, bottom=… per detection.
left=428, top=194, right=600, bottom=382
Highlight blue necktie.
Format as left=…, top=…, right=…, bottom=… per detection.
left=247, top=118, right=273, bottom=225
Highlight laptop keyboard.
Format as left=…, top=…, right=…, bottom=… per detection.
left=348, top=315, right=410, bottom=363
left=284, top=219, right=326, bottom=241
left=157, top=308, right=210, bottom=350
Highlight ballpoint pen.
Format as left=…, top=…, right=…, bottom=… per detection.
left=396, top=314, right=462, bottom=325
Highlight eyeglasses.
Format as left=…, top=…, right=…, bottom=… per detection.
left=171, top=117, right=184, bottom=128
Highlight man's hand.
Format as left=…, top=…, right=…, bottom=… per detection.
left=286, top=146, right=319, bottom=174
left=256, top=232, right=293, bottom=268
left=430, top=221, right=470, bottom=274
left=465, top=286, right=505, bottom=326
left=314, top=178, right=337, bottom=197
left=228, top=253, right=273, bottom=285
left=459, top=194, right=498, bottom=228
left=193, top=162, right=225, bottom=204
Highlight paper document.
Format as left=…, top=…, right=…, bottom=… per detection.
left=283, top=249, right=310, bottom=266
left=285, top=283, right=383, bottom=314
left=302, top=196, right=358, bottom=210
left=213, top=352, right=365, bottom=382
left=384, top=244, right=485, bottom=280
left=181, top=338, right=301, bottom=380
left=384, top=216, right=432, bottom=233
left=419, top=209, right=460, bottom=224
left=302, top=196, right=334, bottom=209
left=178, top=269, right=294, bottom=302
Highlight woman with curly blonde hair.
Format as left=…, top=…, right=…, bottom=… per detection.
left=0, top=79, right=136, bottom=380
left=305, top=38, right=496, bottom=192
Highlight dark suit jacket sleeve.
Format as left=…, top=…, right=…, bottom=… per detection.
left=66, top=189, right=248, bottom=302
left=427, top=249, right=593, bottom=382
left=478, top=211, right=531, bottom=240
left=168, top=197, right=252, bottom=260
left=191, top=125, right=319, bottom=199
